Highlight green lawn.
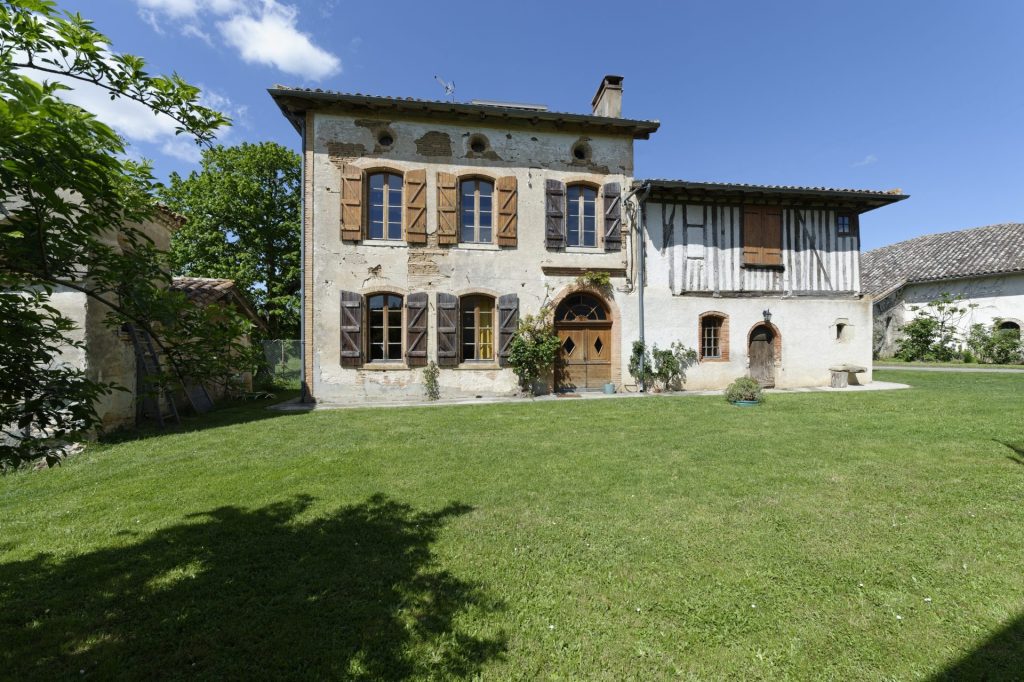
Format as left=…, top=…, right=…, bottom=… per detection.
left=876, top=358, right=1024, bottom=370
left=2, top=371, right=1023, bottom=680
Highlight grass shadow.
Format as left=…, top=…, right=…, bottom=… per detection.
left=0, top=494, right=505, bottom=679
left=99, top=390, right=303, bottom=446
left=932, top=611, right=1024, bottom=680
left=994, top=440, right=1024, bottom=466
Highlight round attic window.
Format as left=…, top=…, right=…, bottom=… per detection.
left=377, top=131, right=394, bottom=147
left=469, top=134, right=488, bottom=154
left=572, top=142, right=590, bottom=161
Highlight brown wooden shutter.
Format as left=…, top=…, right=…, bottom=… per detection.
left=436, top=172, right=458, bottom=245
left=341, top=164, right=364, bottom=241
left=340, top=290, right=363, bottom=366
left=404, top=169, right=427, bottom=244
left=763, top=206, right=782, bottom=266
left=545, top=178, right=566, bottom=248
left=436, top=292, right=459, bottom=366
left=602, top=182, right=622, bottom=251
left=405, top=292, right=428, bottom=366
left=497, top=294, right=519, bottom=367
left=496, top=175, right=518, bottom=247
left=742, top=206, right=764, bottom=266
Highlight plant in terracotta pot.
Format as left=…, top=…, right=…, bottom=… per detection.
left=725, top=377, right=764, bottom=405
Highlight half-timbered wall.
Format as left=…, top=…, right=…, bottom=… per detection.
left=650, top=202, right=861, bottom=295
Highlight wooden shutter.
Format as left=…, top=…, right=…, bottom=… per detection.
left=602, top=182, right=622, bottom=251
left=763, top=206, right=782, bottom=266
left=545, top=179, right=566, bottom=248
left=405, top=292, right=428, bottom=366
left=742, top=206, right=764, bottom=266
left=340, top=290, right=363, bottom=366
left=496, top=175, right=518, bottom=247
left=437, top=172, right=458, bottom=245
left=436, top=292, right=459, bottom=367
left=404, top=169, right=427, bottom=244
left=497, top=294, right=519, bottom=367
left=341, top=164, right=364, bottom=241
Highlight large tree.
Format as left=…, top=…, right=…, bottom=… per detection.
left=0, top=0, right=253, bottom=469
left=159, top=142, right=301, bottom=339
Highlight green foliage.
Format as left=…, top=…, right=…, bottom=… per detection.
left=506, top=306, right=561, bottom=395
left=423, top=361, right=440, bottom=401
left=895, top=293, right=975, bottom=361
left=158, top=142, right=301, bottom=339
left=0, top=0, right=243, bottom=468
left=628, top=340, right=653, bottom=391
left=724, top=376, right=764, bottom=403
left=651, top=342, right=698, bottom=391
left=575, top=271, right=612, bottom=290
left=630, top=340, right=697, bottom=391
left=966, top=321, right=1024, bottom=365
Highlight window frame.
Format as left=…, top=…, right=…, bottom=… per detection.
left=458, top=176, right=495, bottom=244
left=698, top=312, right=729, bottom=362
left=460, top=294, right=496, bottom=363
left=837, top=212, right=859, bottom=238
left=366, top=170, right=404, bottom=241
left=365, top=292, right=404, bottom=363
left=565, top=183, right=600, bottom=248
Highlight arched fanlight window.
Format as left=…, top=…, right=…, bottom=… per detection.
left=555, top=293, right=607, bottom=322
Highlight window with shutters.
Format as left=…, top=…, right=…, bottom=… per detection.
left=367, top=293, right=403, bottom=361
left=460, top=295, right=495, bottom=361
left=459, top=178, right=493, bottom=243
left=566, top=184, right=598, bottom=247
left=368, top=172, right=403, bottom=240
left=698, top=312, right=729, bottom=361
left=742, top=205, right=783, bottom=267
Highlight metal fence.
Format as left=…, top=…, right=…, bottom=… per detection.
left=258, top=339, right=301, bottom=389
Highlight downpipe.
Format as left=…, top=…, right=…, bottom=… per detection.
left=624, top=182, right=651, bottom=392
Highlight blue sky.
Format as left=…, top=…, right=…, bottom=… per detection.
left=54, top=0, right=1024, bottom=250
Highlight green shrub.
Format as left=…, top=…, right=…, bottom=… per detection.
left=423, top=361, right=440, bottom=400
left=651, top=342, right=698, bottom=391
left=575, top=271, right=612, bottom=290
left=966, top=321, right=1024, bottom=364
left=895, top=293, right=975, bottom=361
left=506, top=306, right=562, bottom=395
left=628, top=340, right=654, bottom=391
left=725, top=377, right=764, bottom=403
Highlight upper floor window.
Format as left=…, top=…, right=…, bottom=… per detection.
left=368, top=172, right=403, bottom=240
left=837, top=215, right=851, bottom=235
left=367, top=293, right=402, bottom=361
left=460, top=178, right=493, bottom=243
left=566, top=185, right=597, bottom=247
left=461, top=295, right=495, bottom=361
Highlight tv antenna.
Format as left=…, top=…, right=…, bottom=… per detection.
left=434, top=75, right=455, bottom=102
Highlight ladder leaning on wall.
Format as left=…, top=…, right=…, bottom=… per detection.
left=124, top=324, right=180, bottom=428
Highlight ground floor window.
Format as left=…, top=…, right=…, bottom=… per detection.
left=997, top=320, right=1021, bottom=339
left=368, top=293, right=402, bottom=361
left=700, top=314, right=725, bottom=360
left=461, top=295, right=494, bottom=361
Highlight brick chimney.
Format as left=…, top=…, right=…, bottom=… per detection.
left=591, top=75, right=623, bottom=118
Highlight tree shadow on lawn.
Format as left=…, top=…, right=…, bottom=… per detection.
left=931, top=611, right=1024, bottom=681
left=99, top=390, right=305, bottom=447
left=994, top=440, right=1024, bottom=466
left=0, top=494, right=505, bottom=680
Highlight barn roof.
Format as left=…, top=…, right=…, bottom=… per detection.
left=861, top=223, right=1024, bottom=297
left=170, top=277, right=266, bottom=329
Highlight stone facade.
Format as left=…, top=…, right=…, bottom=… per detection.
left=271, top=77, right=905, bottom=403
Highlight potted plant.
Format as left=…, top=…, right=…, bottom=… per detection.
left=725, top=377, right=764, bottom=406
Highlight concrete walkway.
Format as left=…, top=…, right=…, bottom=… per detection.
left=876, top=365, right=1024, bottom=374
left=270, top=380, right=910, bottom=412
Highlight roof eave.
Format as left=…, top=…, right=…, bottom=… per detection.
left=638, top=180, right=909, bottom=212
left=268, top=88, right=661, bottom=139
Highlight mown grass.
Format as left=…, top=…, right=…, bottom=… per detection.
left=2, top=371, right=1023, bottom=680
left=876, top=358, right=1024, bottom=370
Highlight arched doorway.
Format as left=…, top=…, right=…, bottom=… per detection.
left=555, top=293, right=611, bottom=391
left=748, top=324, right=778, bottom=388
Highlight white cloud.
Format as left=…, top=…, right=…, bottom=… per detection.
left=134, top=0, right=341, bottom=80
left=852, top=154, right=879, bottom=168
left=160, top=136, right=203, bottom=163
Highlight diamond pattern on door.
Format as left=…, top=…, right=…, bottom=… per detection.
left=563, top=336, right=576, bottom=356
left=593, top=337, right=603, bottom=354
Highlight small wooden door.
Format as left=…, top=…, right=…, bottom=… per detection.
left=749, top=325, right=776, bottom=388
left=554, top=293, right=612, bottom=392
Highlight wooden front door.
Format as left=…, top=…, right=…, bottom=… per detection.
left=749, top=325, right=776, bottom=388
left=554, top=293, right=612, bottom=392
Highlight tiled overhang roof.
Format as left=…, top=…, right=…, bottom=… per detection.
left=170, top=277, right=265, bottom=328
left=268, top=86, right=660, bottom=139
left=861, top=223, right=1024, bottom=297
left=640, top=179, right=908, bottom=212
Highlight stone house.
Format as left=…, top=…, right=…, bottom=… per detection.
left=863, top=223, right=1024, bottom=357
left=270, top=76, right=907, bottom=403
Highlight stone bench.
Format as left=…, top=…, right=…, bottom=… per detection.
left=829, top=364, right=867, bottom=388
